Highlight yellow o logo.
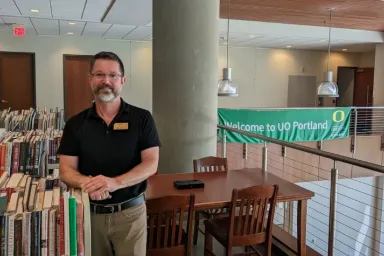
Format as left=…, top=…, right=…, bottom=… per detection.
left=333, top=110, right=345, bottom=123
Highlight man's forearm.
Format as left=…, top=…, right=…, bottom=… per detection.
left=60, top=165, right=89, bottom=189
left=115, top=160, right=157, bottom=189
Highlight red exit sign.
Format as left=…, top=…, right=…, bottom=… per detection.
left=13, top=26, right=26, bottom=37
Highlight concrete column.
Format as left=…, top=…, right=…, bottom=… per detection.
left=153, top=0, right=220, bottom=174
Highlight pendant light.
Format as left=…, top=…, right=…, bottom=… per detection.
left=317, top=8, right=339, bottom=98
left=218, top=0, right=238, bottom=96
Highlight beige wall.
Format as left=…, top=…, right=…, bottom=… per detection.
left=0, top=32, right=375, bottom=112
left=0, top=34, right=153, bottom=111
left=218, top=47, right=369, bottom=108
left=374, top=44, right=384, bottom=106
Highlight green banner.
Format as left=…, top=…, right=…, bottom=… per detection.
left=218, top=108, right=351, bottom=144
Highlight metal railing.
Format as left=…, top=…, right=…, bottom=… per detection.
left=351, top=107, right=384, bottom=136
left=218, top=124, right=384, bottom=256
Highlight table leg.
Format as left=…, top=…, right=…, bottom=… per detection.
left=297, top=200, right=307, bottom=256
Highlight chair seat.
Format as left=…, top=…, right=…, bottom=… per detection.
left=204, top=216, right=266, bottom=247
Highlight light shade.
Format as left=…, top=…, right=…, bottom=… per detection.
left=317, top=71, right=339, bottom=97
left=218, top=68, right=238, bottom=96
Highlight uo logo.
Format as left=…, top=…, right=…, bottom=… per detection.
left=332, top=110, right=345, bottom=123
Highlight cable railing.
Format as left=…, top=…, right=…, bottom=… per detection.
left=351, top=107, right=384, bottom=136
left=217, top=124, right=384, bottom=256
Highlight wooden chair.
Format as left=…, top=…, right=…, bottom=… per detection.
left=193, top=156, right=228, bottom=246
left=204, top=185, right=279, bottom=256
left=146, top=194, right=195, bottom=256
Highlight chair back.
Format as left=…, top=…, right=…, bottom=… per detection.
left=228, top=185, right=279, bottom=247
left=193, top=156, right=228, bottom=172
left=146, top=194, right=195, bottom=256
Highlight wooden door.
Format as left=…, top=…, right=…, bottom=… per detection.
left=354, top=67, right=374, bottom=135
left=0, top=52, right=35, bottom=110
left=354, top=68, right=374, bottom=107
left=64, top=55, right=94, bottom=120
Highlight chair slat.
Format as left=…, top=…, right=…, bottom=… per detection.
left=250, top=201, right=258, bottom=234
left=156, top=212, right=162, bottom=248
left=243, top=199, right=252, bottom=235
left=148, top=213, right=155, bottom=249
left=164, top=210, right=172, bottom=247
left=171, top=207, right=177, bottom=246
left=178, top=207, right=185, bottom=245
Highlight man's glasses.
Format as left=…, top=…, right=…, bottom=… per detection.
left=91, top=73, right=122, bottom=80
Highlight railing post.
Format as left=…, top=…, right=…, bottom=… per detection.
left=328, top=161, right=338, bottom=256
left=351, top=109, right=357, bottom=153
left=221, top=129, right=227, bottom=158
left=243, top=143, right=248, bottom=159
left=262, top=141, right=268, bottom=172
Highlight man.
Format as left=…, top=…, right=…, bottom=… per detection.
left=57, top=51, right=160, bottom=256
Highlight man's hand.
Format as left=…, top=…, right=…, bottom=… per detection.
left=89, top=190, right=111, bottom=201
left=82, top=175, right=120, bottom=194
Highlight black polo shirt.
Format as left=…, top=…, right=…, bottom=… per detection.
left=57, top=97, right=161, bottom=204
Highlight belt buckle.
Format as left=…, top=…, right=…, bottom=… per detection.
left=93, top=204, right=115, bottom=214
left=105, top=205, right=115, bottom=213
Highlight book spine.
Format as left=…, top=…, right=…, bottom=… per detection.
left=68, top=198, right=77, bottom=256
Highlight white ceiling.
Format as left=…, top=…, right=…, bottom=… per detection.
left=0, top=0, right=382, bottom=52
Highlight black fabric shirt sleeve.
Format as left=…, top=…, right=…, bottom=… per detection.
left=57, top=120, right=80, bottom=156
left=138, top=111, right=161, bottom=151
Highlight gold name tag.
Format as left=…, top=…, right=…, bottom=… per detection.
left=113, top=122, right=129, bottom=130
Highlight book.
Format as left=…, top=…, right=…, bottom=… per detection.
left=0, top=107, right=65, bottom=132
left=0, top=129, right=63, bottom=178
left=0, top=172, right=91, bottom=256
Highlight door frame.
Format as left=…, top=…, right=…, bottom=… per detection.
left=0, top=51, right=37, bottom=109
left=62, top=54, right=94, bottom=121
left=336, top=66, right=357, bottom=107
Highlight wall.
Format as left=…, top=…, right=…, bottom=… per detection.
left=374, top=44, right=384, bottom=106
left=218, top=47, right=364, bottom=109
left=0, top=33, right=153, bottom=111
left=0, top=32, right=374, bottom=113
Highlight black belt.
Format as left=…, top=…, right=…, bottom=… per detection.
left=90, top=194, right=145, bottom=214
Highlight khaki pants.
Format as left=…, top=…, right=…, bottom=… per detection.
left=91, top=202, right=147, bottom=256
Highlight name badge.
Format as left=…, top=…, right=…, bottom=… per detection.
left=113, top=122, right=129, bottom=130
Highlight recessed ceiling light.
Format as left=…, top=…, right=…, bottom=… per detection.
left=67, top=32, right=74, bottom=35
left=286, top=45, right=292, bottom=48
left=68, top=22, right=76, bottom=25
left=249, top=35, right=255, bottom=38
left=320, top=39, right=327, bottom=42
left=342, top=49, right=347, bottom=51
left=30, top=9, right=39, bottom=12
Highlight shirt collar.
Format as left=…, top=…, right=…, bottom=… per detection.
left=86, top=97, right=130, bottom=120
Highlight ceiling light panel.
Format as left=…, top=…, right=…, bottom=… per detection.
left=103, top=0, right=152, bottom=26
left=123, top=26, right=152, bottom=40
left=59, top=19, right=85, bottom=35
left=82, top=22, right=111, bottom=37
left=103, top=24, right=136, bottom=39
left=14, top=0, right=51, bottom=17
left=31, top=17, right=59, bottom=35
left=82, top=0, right=111, bottom=21
left=51, top=0, right=85, bottom=20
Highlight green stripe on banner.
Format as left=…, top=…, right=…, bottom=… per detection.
left=218, top=108, right=351, bottom=144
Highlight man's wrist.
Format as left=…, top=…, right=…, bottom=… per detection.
left=114, top=176, right=124, bottom=190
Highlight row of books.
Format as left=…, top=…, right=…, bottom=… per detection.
left=0, top=108, right=65, bottom=132
left=0, top=172, right=91, bottom=256
left=0, top=129, right=62, bottom=178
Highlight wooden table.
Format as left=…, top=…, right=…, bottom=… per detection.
left=146, top=168, right=315, bottom=256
